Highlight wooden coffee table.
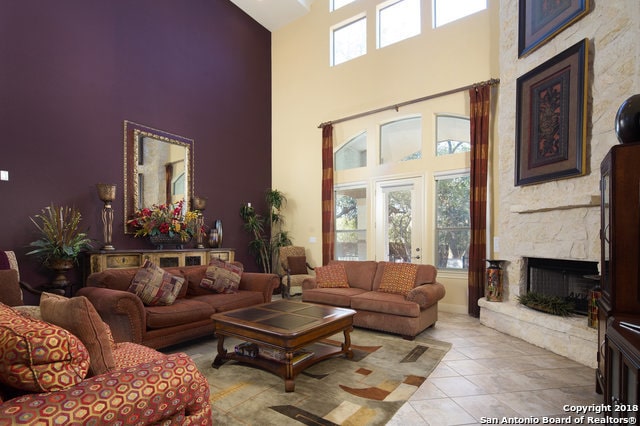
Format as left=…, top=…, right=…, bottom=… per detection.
left=211, top=300, right=355, bottom=392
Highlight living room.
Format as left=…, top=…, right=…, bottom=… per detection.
left=1, top=0, right=639, bottom=423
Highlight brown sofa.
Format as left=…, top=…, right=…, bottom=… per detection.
left=301, top=260, right=446, bottom=339
left=77, top=264, right=280, bottom=349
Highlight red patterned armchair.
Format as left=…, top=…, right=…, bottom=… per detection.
left=0, top=298, right=212, bottom=424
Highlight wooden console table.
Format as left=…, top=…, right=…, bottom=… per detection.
left=83, top=248, right=235, bottom=280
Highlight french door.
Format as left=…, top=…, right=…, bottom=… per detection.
left=375, top=177, right=424, bottom=263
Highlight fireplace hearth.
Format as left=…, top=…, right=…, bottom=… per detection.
left=526, top=257, right=599, bottom=315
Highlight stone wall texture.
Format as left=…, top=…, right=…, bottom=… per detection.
left=497, top=0, right=640, bottom=301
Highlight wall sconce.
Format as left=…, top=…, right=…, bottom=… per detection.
left=96, top=183, right=116, bottom=251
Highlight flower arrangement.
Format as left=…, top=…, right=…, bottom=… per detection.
left=127, top=200, right=199, bottom=242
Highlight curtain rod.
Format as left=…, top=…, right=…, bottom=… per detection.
left=317, top=78, right=500, bottom=129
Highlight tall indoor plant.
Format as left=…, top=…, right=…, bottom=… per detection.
left=240, top=189, right=291, bottom=273
left=27, top=203, right=93, bottom=287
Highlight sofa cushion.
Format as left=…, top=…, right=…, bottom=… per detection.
left=193, top=290, right=264, bottom=313
left=200, top=258, right=243, bottom=294
left=302, top=287, right=368, bottom=308
left=128, top=260, right=185, bottom=306
left=331, top=260, right=378, bottom=290
left=315, top=263, right=349, bottom=288
left=145, top=298, right=214, bottom=329
left=0, top=303, right=89, bottom=392
left=351, top=291, right=421, bottom=318
left=40, top=292, right=116, bottom=376
left=288, top=256, right=308, bottom=274
left=377, top=262, right=418, bottom=296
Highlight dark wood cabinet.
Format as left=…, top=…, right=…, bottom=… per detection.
left=606, top=318, right=640, bottom=420
left=598, top=143, right=640, bottom=403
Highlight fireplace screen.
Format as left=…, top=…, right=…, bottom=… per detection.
left=526, top=257, right=599, bottom=315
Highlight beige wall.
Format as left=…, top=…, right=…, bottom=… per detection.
left=272, top=0, right=499, bottom=313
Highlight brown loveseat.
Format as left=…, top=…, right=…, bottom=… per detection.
left=77, top=264, right=280, bottom=349
left=301, top=260, right=445, bottom=339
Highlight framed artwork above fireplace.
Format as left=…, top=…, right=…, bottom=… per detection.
left=515, top=39, right=589, bottom=186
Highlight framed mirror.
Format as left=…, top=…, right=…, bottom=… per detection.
left=124, top=121, right=194, bottom=233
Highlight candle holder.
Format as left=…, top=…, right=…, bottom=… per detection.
left=96, top=183, right=116, bottom=251
left=192, top=196, right=207, bottom=248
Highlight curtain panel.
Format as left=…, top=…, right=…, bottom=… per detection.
left=468, top=85, right=491, bottom=317
left=321, top=124, right=335, bottom=265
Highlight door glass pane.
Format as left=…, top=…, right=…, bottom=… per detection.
left=335, top=186, right=367, bottom=260
left=380, top=117, right=422, bottom=164
left=385, top=186, right=412, bottom=262
left=435, top=175, right=470, bottom=269
left=335, top=132, right=367, bottom=170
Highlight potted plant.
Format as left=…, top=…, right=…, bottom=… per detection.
left=27, top=203, right=94, bottom=287
left=240, top=189, right=292, bottom=273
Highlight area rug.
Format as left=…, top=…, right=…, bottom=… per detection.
left=190, top=328, right=451, bottom=425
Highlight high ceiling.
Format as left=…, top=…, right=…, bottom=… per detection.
left=229, top=0, right=315, bottom=32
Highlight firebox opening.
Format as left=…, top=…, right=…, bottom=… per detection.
left=526, top=257, right=599, bottom=315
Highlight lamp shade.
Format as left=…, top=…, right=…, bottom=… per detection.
left=96, top=183, right=116, bottom=202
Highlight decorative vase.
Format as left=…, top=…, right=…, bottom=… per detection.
left=485, top=259, right=505, bottom=302
left=48, top=258, right=74, bottom=291
left=215, top=219, right=223, bottom=247
left=209, top=229, right=219, bottom=248
left=615, top=94, right=640, bottom=144
left=150, top=234, right=189, bottom=250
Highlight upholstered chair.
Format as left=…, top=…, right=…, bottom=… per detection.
left=0, top=250, right=41, bottom=307
left=278, top=246, right=314, bottom=298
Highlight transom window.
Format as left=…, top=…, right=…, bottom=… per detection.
left=331, top=0, right=356, bottom=11
left=436, top=114, right=470, bottom=156
left=335, top=131, right=367, bottom=171
left=377, top=0, right=421, bottom=48
left=379, top=116, right=422, bottom=164
left=433, top=0, right=487, bottom=28
left=331, top=15, right=367, bottom=66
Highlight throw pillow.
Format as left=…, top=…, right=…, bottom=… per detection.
left=128, top=260, right=185, bottom=306
left=287, top=256, right=308, bottom=275
left=378, top=262, right=418, bottom=296
left=40, top=292, right=116, bottom=376
left=315, top=263, right=350, bottom=288
left=200, top=258, right=243, bottom=294
left=0, top=269, right=22, bottom=307
left=0, top=303, right=89, bottom=392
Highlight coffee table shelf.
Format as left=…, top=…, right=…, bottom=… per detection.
left=211, top=300, right=355, bottom=392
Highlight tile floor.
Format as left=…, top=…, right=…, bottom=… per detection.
left=387, top=311, right=604, bottom=425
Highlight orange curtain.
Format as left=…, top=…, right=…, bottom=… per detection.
left=468, top=85, right=491, bottom=317
left=321, top=124, right=335, bottom=265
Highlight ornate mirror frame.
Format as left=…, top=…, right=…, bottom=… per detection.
left=123, top=120, right=194, bottom=234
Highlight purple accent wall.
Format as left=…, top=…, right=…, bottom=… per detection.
left=0, top=0, right=272, bottom=290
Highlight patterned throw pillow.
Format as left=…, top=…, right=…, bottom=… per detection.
left=378, top=262, right=419, bottom=296
left=128, top=260, right=185, bottom=306
left=315, top=263, right=350, bottom=288
left=200, top=258, right=243, bottom=294
left=40, top=292, right=116, bottom=376
left=0, top=303, right=89, bottom=392
left=287, top=256, right=308, bottom=275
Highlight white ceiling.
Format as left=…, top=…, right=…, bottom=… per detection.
left=229, top=0, right=315, bottom=32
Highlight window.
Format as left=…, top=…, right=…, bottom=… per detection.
left=378, top=0, right=421, bottom=48
left=436, top=114, right=470, bottom=156
left=380, top=116, right=422, bottom=164
left=435, top=173, right=470, bottom=270
left=335, top=131, right=367, bottom=171
left=331, top=0, right=356, bottom=11
left=335, top=186, right=368, bottom=260
left=331, top=16, right=367, bottom=66
left=433, top=0, right=486, bottom=28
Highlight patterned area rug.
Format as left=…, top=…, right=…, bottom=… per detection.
left=192, top=328, right=451, bottom=425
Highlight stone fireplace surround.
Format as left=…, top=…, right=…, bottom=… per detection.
left=479, top=255, right=599, bottom=368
